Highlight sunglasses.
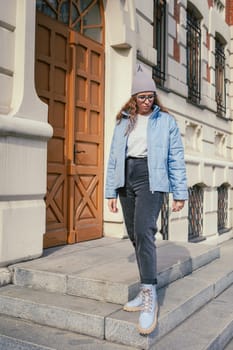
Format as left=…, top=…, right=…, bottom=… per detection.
left=137, top=94, right=155, bottom=102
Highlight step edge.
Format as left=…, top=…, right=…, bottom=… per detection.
left=0, top=334, right=54, bottom=350
left=155, top=286, right=233, bottom=350
left=205, top=317, right=233, bottom=350
left=104, top=278, right=233, bottom=348
left=0, top=276, right=232, bottom=348
left=0, top=292, right=107, bottom=340
left=105, top=283, right=215, bottom=349
left=11, top=247, right=221, bottom=304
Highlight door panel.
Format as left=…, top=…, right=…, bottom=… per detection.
left=35, top=12, right=104, bottom=247
left=35, top=13, right=69, bottom=247
left=70, top=32, right=104, bottom=242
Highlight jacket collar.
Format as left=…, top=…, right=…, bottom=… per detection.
left=151, top=105, right=160, bottom=119
left=122, top=105, right=160, bottom=119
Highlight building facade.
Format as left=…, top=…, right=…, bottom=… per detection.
left=0, top=0, right=233, bottom=266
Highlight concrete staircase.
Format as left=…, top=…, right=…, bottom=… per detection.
left=0, top=237, right=233, bottom=349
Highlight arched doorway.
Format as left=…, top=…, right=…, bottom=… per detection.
left=35, top=0, right=105, bottom=248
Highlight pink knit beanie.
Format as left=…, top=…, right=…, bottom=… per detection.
left=131, top=65, right=156, bottom=96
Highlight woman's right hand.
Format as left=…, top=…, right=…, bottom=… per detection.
left=108, top=198, right=118, bottom=213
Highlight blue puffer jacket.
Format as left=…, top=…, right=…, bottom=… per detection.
left=105, top=105, right=188, bottom=200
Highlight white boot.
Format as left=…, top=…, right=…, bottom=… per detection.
left=123, top=289, right=143, bottom=312
left=138, top=284, right=158, bottom=335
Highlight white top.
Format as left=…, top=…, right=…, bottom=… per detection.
left=127, top=113, right=151, bottom=158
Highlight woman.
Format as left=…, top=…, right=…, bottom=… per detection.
left=105, top=66, right=188, bottom=335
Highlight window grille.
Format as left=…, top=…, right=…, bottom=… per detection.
left=188, top=185, right=203, bottom=241
left=217, top=185, right=228, bottom=232
left=186, top=10, right=201, bottom=104
left=153, top=0, right=166, bottom=87
left=36, top=0, right=104, bottom=43
left=160, top=192, right=169, bottom=240
left=215, top=39, right=226, bottom=117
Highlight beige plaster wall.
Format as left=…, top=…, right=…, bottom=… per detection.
left=0, top=0, right=52, bottom=266
left=103, top=0, right=233, bottom=244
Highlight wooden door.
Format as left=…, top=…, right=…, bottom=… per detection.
left=68, top=32, right=104, bottom=243
left=35, top=13, right=69, bottom=247
left=35, top=10, right=104, bottom=247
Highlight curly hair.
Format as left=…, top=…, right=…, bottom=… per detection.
left=116, top=94, right=168, bottom=135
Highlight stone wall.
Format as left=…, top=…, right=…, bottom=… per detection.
left=0, top=0, right=52, bottom=266
left=103, top=0, right=233, bottom=244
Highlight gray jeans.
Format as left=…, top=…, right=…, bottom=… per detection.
left=119, top=157, right=163, bottom=285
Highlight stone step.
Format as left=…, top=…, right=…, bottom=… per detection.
left=104, top=253, right=233, bottom=349
left=0, top=314, right=135, bottom=350
left=0, top=334, right=53, bottom=350
left=10, top=238, right=220, bottom=305
left=0, top=268, right=12, bottom=287
left=0, top=285, right=120, bottom=340
left=224, top=337, right=233, bottom=350
left=0, top=245, right=233, bottom=350
left=155, top=283, right=233, bottom=350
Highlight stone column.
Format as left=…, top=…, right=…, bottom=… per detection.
left=103, top=0, right=136, bottom=238
left=0, top=0, right=52, bottom=266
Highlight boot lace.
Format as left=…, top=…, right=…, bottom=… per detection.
left=142, top=288, right=153, bottom=313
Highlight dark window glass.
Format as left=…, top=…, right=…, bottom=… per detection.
left=153, top=0, right=166, bottom=87
left=217, top=185, right=228, bottom=232
left=160, top=193, right=169, bottom=240
left=215, top=38, right=226, bottom=117
left=186, top=9, right=201, bottom=104
left=188, top=185, right=203, bottom=241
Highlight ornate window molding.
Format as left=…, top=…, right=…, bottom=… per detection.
left=214, top=131, right=226, bottom=157
left=185, top=121, right=202, bottom=152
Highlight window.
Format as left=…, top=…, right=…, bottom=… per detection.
left=217, top=184, right=228, bottom=232
left=36, top=0, right=104, bottom=43
left=153, top=0, right=166, bottom=87
left=186, top=8, right=201, bottom=104
left=160, top=193, right=169, bottom=240
left=215, top=37, right=226, bottom=117
left=188, top=185, right=203, bottom=241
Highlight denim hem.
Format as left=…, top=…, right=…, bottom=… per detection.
left=141, top=279, right=157, bottom=285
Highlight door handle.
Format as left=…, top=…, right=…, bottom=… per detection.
left=73, top=145, right=85, bottom=160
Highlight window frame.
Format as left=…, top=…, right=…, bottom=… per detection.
left=217, top=184, right=228, bottom=233
left=186, top=8, right=201, bottom=105
left=215, top=36, right=226, bottom=118
left=188, top=185, right=204, bottom=242
left=153, top=0, right=167, bottom=87
left=36, top=0, right=104, bottom=44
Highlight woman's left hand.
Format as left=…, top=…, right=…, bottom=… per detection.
left=172, top=200, right=185, bottom=212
